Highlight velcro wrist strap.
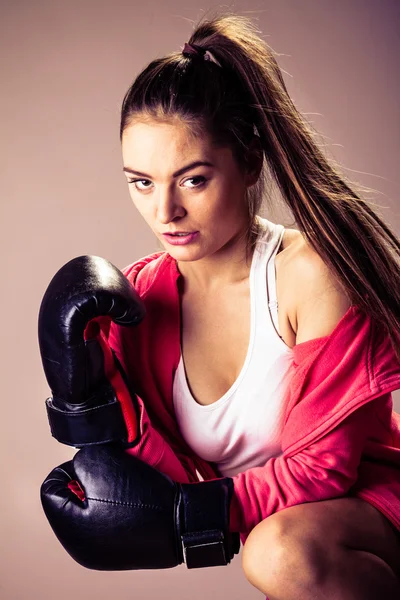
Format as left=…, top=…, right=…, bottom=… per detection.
left=179, top=479, right=240, bottom=569
left=181, top=529, right=228, bottom=568
left=45, top=397, right=132, bottom=447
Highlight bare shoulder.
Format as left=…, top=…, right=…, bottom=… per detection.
left=283, top=230, right=352, bottom=345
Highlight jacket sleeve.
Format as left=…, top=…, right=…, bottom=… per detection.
left=105, top=314, right=197, bottom=484
left=229, top=395, right=386, bottom=534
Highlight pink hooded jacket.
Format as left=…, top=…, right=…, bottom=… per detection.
left=107, top=251, right=400, bottom=547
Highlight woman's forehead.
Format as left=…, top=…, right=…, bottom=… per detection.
left=121, top=120, right=216, bottom=158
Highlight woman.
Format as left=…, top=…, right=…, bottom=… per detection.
left=110, top=12, right=400, bottom=598
left=40, top=11, right=400, bottom=600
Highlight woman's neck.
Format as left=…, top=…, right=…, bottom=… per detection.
left=176, top=223, right=261, bottom=292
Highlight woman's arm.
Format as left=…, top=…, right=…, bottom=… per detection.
left=229, top=395, right=386, bottom=533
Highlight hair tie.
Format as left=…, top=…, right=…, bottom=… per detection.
left=182, top=42, right=222, bottom=67
left=182, top=42, right=205, bottom=57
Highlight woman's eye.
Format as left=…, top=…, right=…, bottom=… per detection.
left=127, top=179, right=153, bottom=191
left=183, top=176, right=207, bottom=188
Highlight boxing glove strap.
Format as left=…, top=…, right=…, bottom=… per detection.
left=179, top=479, right=241, bottom=569
left=181, top=529, right=228, bottom=568
left=45, top=397, right=132, bottom=447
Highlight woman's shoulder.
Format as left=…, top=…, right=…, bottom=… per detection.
left=277, top=229, right=351, bottom=344
left=281, top=227, right=304, bottom=253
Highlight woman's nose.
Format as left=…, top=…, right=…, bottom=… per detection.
left=155, top=190, right=185, bottom=224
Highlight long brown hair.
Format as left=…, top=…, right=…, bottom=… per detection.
left=120, top=12, right=400, bottom=361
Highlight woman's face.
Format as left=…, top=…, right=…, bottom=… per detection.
left=121, top=118, right=255, bottom=263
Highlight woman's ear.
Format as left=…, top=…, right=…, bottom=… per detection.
left=244, top=136, right=264, bottom=186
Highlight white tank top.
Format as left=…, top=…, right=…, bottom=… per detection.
left=172, top=217, right=295, bottom=478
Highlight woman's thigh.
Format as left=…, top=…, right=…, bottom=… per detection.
left=242, top=496, right=400, bottom=580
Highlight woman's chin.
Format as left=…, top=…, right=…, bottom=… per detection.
left=166, top=248, right=201, bottom=261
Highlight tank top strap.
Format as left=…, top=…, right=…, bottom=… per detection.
left=267, top=225, right=285, bottom=307
left=252, top=217, right=286, bottom=338
left=253, top=217, right=285, bottom=277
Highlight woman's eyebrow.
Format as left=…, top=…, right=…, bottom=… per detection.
left=122, top=160, right=215, bottom=179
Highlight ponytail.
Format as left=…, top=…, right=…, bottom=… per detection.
left=121, top=12, right=400, bottom=361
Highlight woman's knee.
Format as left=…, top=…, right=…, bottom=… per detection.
left=241, top=510, right=330, bottom=592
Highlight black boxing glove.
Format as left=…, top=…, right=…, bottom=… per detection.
left=38, top=255, right=146, bottom=447
left=40, top=444, right=240, bottom=570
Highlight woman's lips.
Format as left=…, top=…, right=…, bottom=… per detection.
left=162, top=232, right=199, bottom=245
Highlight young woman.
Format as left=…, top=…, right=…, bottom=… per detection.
left=114, top=12, right=400, bottom=598
left=40, top=11, right=400, bottom=600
